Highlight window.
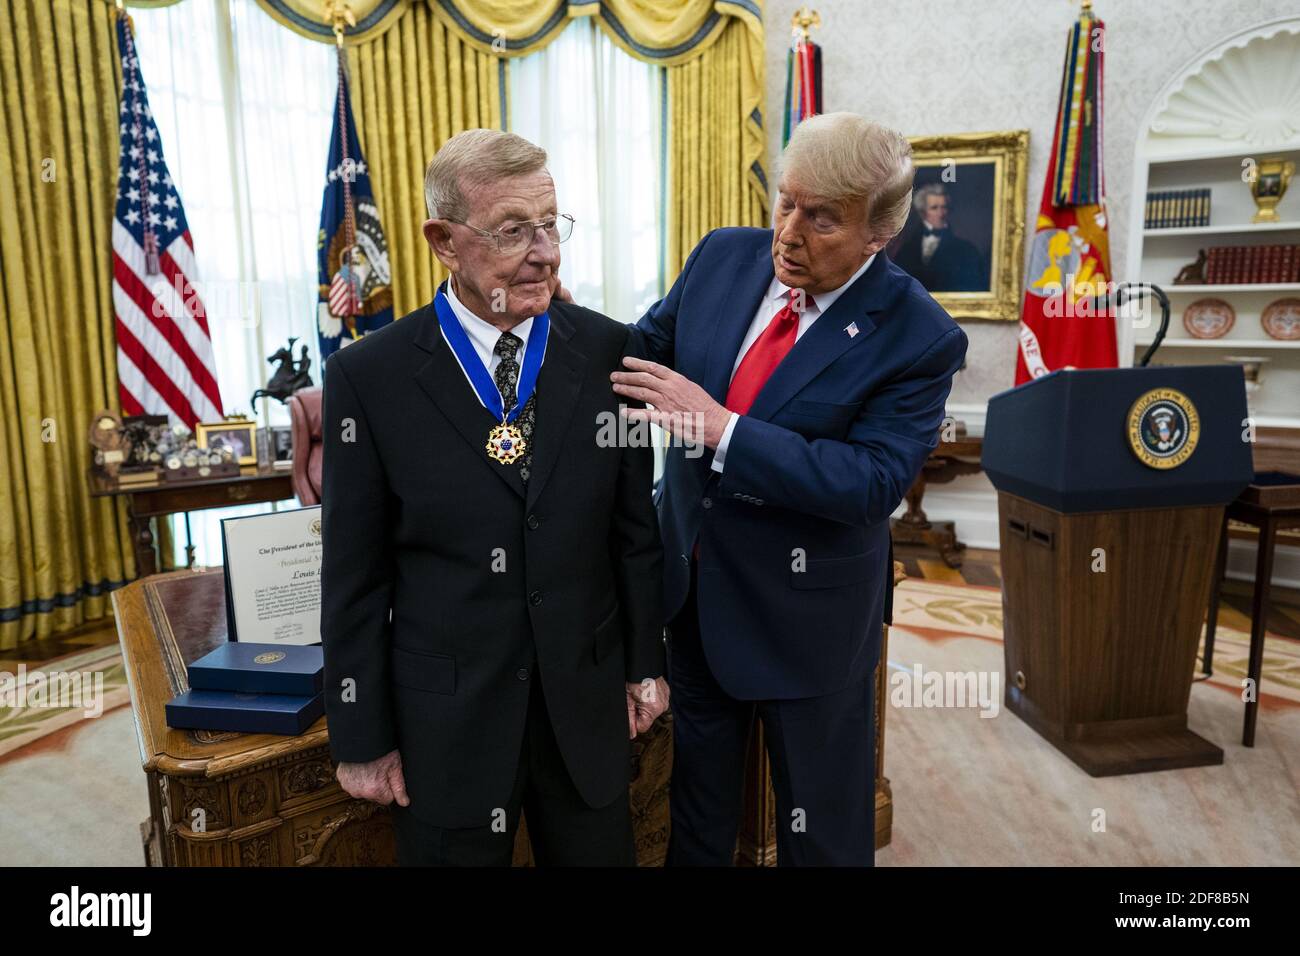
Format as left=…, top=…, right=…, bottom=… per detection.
left=509, top=18, right=664, bottom=323
left=131, top=0, right=334, bottom=566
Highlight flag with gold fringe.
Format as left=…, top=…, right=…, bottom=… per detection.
left=1015, top=4, right=1117, bottom=384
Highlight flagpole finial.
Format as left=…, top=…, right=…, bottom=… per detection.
left=791, top=6, right=820, bottom=43
left=1081, top=0, right=1094, bottom=14
left=324, top=0, right=356, bottom=48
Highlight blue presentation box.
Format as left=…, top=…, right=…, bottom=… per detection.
left=186, top=642, right=323, bottom=696
left=165, top=689, right=325, bottom=736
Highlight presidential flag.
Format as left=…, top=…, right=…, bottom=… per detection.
left=112, top=12, right=224, bottom=429
left=1014, top=5, right=1117, bottom=384
left=316, top=62, right=392, bottom=362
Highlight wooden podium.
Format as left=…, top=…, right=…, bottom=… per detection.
left=984, top=367, right=1253, bottom=776
left=115, top=567, right=893, bottom=865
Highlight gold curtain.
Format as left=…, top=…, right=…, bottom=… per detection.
left=666, top=11, right=766, bottom=277
left=425, top=0, right=768, bottom=274
left=257, top=0, right=768, bottom=290
left=345, top=4, right=503, bottom=317
left=0, top=0, right=137, bottom=650
left=428, top=0, right=735, bottom=63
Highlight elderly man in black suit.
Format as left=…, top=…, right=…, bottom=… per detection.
left=320, top=129, right=668, bottom=866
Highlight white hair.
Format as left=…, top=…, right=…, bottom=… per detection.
left=913, top=182, right=951, bottom=214
left=780, top=112, right=915, bottom=239
left=424, top=129, right=548, bottom=221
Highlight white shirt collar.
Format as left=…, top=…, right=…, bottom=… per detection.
left=446, top=277, right=533, bottom=363
left=768, top=252, right=877, bottom=315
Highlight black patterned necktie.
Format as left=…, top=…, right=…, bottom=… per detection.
left=493, top=331, right=536, bottom=482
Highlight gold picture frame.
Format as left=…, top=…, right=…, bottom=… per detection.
left=195, top=419, right=259, bottom=467
left=888, top=129, right=1029, bottom=322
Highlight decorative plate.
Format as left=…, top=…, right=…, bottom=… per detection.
left=1182, top=298, right=1235, bottom=339
left=1261, top=298, right=1300, bottom=340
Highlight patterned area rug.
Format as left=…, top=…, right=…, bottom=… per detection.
left=2, top=580, right=1296, bottom=762
left=0, top=644, right=131, bottom=763
left=890, top=578, right=1300, bottom=705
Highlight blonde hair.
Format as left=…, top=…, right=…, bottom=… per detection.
left=424, top=129, right=548, bottom=220
left=780, top=112, right=915, bottom=240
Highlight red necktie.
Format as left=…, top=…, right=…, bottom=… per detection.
left=724, top=295, right=811, bottom=414
left=694, top=295, right=812, bottom=562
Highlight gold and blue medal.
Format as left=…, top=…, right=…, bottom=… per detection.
left=433, top=285, right=549, bottom=467
left=486, top=422, right=526, bottom=464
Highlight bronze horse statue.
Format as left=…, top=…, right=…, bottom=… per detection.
left=250, top=337, right=314, bottom=407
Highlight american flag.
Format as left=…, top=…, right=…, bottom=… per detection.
left=112, top=13, right=223, bottom=429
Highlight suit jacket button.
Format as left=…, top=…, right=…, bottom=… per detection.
left=516, top=667, right=530, bottom=681
left=680, top=553, right=689, bottom=565
left=527, top=514, right=539, bottom=530
left=701, top=497, right=713, bottom=509
left=529, top=590, right=543, bottom=606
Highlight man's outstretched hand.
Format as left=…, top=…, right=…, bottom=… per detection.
left=625, top=677, right=671, bottom=739
left=611, top=357, right=731, bottom=449
left=336, top=748, right=410, bottom=807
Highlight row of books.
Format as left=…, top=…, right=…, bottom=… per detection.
left=1145, top=188, right=1211, bottom=229
left=1203, top=245, right=1300, bottom=285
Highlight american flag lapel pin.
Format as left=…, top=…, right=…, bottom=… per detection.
left=845, top=322, right=859, bottom=338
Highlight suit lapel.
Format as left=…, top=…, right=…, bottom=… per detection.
left=745, top=251, right=903, bottom=423
left=411, top=299, right=526, bottom=500
left=524, top=303, right=585, bottom=510
left=702, top=239, right=775, bottom=403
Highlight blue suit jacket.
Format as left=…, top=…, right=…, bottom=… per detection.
left=630, top=227, right=968, bottom=700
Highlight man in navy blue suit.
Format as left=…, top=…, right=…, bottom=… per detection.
left=611, top=112, right=968, bottom=866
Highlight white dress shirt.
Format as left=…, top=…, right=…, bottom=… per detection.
left=440, top=278, right=535, bottom=411
left=711, top=253, right=876, bottom=472
left=921, top=229, right=942, bottom=264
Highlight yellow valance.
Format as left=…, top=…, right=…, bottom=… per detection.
left=244, top=0, right=760, bottom=66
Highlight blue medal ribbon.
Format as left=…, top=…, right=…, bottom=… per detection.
left=433, top=283, right=549, bottom=423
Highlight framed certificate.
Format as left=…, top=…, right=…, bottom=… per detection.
left=221, top=506, right=323, bottom=645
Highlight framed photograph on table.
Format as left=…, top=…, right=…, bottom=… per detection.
left=887, top=129, right=1029, bottom=322
left=196, top=419, right=258, bottom=466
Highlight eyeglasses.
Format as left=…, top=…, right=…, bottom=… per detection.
left=448, top=213, right=575, bottom=255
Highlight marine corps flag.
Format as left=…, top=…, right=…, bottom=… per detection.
left=1014, top=4, right=1117, bottom=384
left=316, top=55, right=392, bottom=362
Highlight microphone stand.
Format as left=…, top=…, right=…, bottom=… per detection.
left=1090, top=282, right=1171, bottom=368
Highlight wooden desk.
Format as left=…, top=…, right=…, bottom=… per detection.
left=89, top=465, right=296, bottom=577
left=113, top=568, right=673, bottom=866
left=115, top=568, right=392, bottom=866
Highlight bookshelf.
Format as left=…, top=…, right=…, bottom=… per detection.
left=1125, top=17, right=1300, bottom=432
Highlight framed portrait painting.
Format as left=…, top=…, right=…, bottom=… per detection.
left=887, top=129, right=1029, bottom=322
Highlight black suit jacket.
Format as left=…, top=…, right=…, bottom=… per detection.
left=893, top=229, right=986, bottom=292
left=319, top=291, right=664, bottom=828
